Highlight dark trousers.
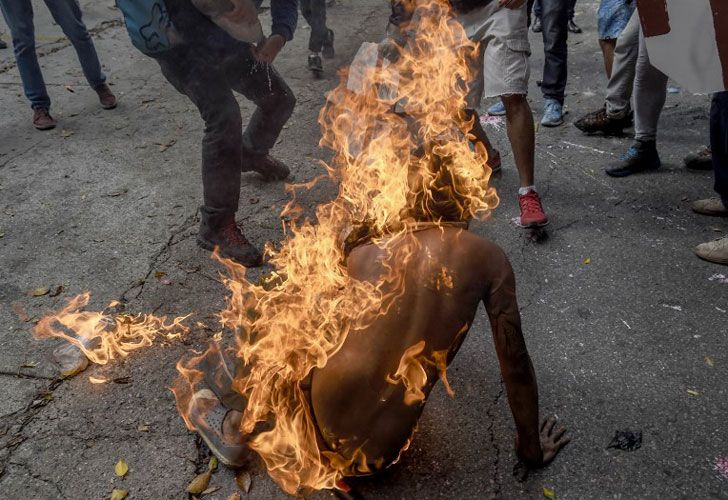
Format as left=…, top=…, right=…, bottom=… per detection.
left=533, top=0, right=576, bottom=20
left=157, top=46, right=296, bottom=217
left=300, top=0, right=328, bottom=53
left=712, top=92, right=728, bottom=206
left=537, top=0, right=569, bottom=103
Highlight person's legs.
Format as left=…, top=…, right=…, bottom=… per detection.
left=599, top=39, right=615, bottom=79
left=604, top=9, right=638, bottom=117
left=225, top=53, right=296, bottom=166
left=300, top=0, right=328, bottom=54
left=605, top=28, right=667, bottom=177
left=539, top=0, right=568, bottom=126
left=567, top=0, right=581, bottom=33
left=0, top=0, right=50, bottom=109
left=43, top=0, right=106, bottom=89
left=502, top=94, right=535, bottom=187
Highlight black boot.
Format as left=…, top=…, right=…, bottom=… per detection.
left=568, top=18, right=582, bottom=33
left=605, top=141, right=661, bottom=178
left=242, top=149, right=291, bottom=181
left=197, top=208, right=263, bottom=267
left=308, top=53, right=323, bottom=77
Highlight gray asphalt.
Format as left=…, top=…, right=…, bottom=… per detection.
left=0, top=1, right=726, bottom=499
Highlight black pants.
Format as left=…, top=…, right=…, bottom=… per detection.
left=532, top=0, right=576, bottom=19
left=157, top=46, right=296, bottom=217
left=300, top=0, right=328, bottom=53
left=712, top=92, right=728, bottom=206
left=535, top=0, right=569, bottom=104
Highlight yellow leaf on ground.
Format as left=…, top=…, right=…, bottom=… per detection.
left=705, top=356, right=714, bottom=368
left=110, top=488, right=128, bottom=500
left=114, top=459, right=129, bottom=477
left=202, top=485, right=221, bottom=495
left=687, top=389, right=701, bottom=396
left=227, top=493, right=242, bottom=500
left=187, top=471, right=211, bottom=494
left=32, top=287, right=50, bottom=297
left=543, top=486, right=556, bottom=499
left=583, top=258, right=591, bottom=265
left=208, top=456, right=218, bottom=472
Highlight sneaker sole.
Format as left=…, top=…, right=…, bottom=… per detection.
left=541, top=119, right=564, bottom=128
left=487, top=110, right=506, bottom=116
left=101, top=102, right=117, bottom=110
left=516, top=219, right=550, bottom=229
left=34, top=122, right=57, bottom=131
left=605, top=165, right=660, bottom=178
left=694, top=249, right=728, bottom=265
left=692, top=208, right=728, bottom=217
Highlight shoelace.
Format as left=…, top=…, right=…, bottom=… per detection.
left=620, top=147, right=639, bottom=161
left=520, top=192, right=542, bottom=213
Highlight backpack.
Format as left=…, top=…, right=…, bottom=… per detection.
left=115, top=0, right=178, bottom=55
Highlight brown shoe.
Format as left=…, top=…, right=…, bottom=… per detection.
left=684, top=147, right=712, bottom=170
left=32, top=108, right=57, bottom=130
left=94, top=83, right=117, bottom=110
left=691, top=198, right=728, bottom=217
left=694, top=236, right=728, bottom=265
left=197, top=209, right=264, bottom=267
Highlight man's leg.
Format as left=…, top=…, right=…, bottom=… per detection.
left=567, top=0, right=581, bottom=33
left=225, top=52, right=295, bottom=179
left=502, top=94, right=535, bottom=188
left=539, top=0, right=569, bottom=126
left=43, top=0, right=105, bottom=89
left=157, top=52, right=263, bottom=266
left=694, top=92, right=728, bottom=264
left=0, top=0, right=51, bottom=110
left=574, top=10, right=638, bottom=135
left=605, top=26, right=667, bottom=177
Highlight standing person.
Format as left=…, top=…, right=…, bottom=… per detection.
left=535, top=0, right=570, bottom=126
left=456, top=0, right=550, bottom=227
left=154, top=0, right=297, bottom=266
left=693, top=91, right=728, bottom=265
left=300, top=0, right=335, bottom=76
left=596, top=0, right=635, bottom=78
left=0, top=0, right=116, bottom=130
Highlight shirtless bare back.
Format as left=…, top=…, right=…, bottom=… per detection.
left=193, top=225, right=569, bottom=480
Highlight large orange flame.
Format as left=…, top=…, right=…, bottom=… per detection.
left=35, top=0, right=499, bottom=495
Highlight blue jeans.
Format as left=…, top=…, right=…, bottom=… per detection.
left=0, top=0, right=106, bottom=109
left=712, top=92, right=728, bottom=206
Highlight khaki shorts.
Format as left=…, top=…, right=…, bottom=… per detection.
left=458, top=3, right=531, bottom=107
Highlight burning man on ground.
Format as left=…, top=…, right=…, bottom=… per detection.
left=181, top=154, right=570, bottom=491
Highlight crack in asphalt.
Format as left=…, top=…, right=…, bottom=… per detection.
left=485, top=380, right=505, bottom=499
left=0, top=378, right=65, bottom=480
left=7, top=461, right=68, bottom=500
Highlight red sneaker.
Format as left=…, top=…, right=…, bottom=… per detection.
left=518, top=190, right=549, bottom=227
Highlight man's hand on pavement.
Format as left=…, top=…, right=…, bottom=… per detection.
left=253, top=34, right=286, bottom=64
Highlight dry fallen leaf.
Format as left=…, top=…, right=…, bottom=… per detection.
left=235, top=471, right=252, bottom=493
left=227, top=493, right=242, bottom=500
left=115, top=459, right=129, bottom=477
left=705, top=356, right=714, bottom=368
left=49, top=285, right=64, bottom=297
left=687, top=389, right=701, bottom=396
left=20, top=362, right=38, bottom=369
left=208, top=457, right=218, bottom=472
left=32, top=287, right=50, bottom=297
left=137, top=424, right=150, bottom=432
left=543, top=486, right=556, bottom=499
left=187, top=471, right=212, bottom=494
left=202, top=485, right=221, bottom=496
left=110, top=489, right=128, bottom=500
left=11, top=303, right=30, bottom=322
left=583, top=258, right=591, bottom=265
left=154, top=271, right=166, bottom=279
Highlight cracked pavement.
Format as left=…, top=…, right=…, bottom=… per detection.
left=1, top=1, right=727, bottom=498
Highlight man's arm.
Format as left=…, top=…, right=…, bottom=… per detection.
left=483, top=251, right=569, bottom=466
left=268, top=0, right=298, bottom=42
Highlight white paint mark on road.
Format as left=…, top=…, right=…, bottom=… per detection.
left=560, top=141, right=610, bottom=155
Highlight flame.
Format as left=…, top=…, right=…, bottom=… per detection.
left=35, top=0, right=499, bottom=495
left=34, top=292, right=189, bottom=365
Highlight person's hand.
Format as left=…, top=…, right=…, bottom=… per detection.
left=253, top=34, right=286, bottom=63
left=499, top=0, right=527, bottom=9
left=539, top=416, right=570, bottom=465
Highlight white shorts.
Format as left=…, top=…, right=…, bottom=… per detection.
left=458, top=3, right=531, bottom=107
